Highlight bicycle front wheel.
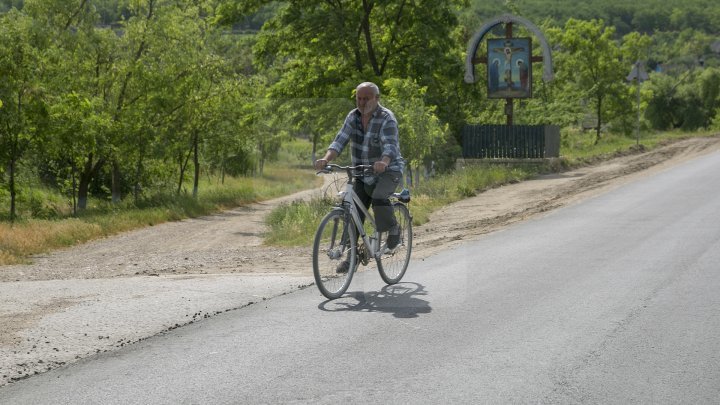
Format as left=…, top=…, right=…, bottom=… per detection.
left=377, top=202, right=412, bottom=284
left=312, top=209, right=357, bottom=299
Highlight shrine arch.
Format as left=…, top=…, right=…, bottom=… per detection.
left=465, top=14, right=554, bottom=84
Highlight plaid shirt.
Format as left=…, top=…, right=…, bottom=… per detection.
left=328, top=104, right=404, bottom=182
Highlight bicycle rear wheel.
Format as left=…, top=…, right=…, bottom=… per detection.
left=312, top=209, right=357, bottom=299
left=377, top=202, right=412, bottom=284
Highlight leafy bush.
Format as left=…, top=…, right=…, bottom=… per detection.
left=265, top=197, right=333, bottom=246
left=264, top=164, right=537, bottom=246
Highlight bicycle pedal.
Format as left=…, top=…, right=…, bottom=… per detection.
left=358, top=244, right=370, bottom=265
left=382, top=245, right=399, bottom=255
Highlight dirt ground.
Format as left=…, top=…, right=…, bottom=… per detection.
left=1, top=136, right=719, bottom=386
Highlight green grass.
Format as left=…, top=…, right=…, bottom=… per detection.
left=265, top=197, right=335, bottom=246
left=3, top=131, right=717, bottom=264
left=559, top=128, right=718, bottom=165
left=263, top=130, right=720, bottom=247
left=407, top=164, right=535, bottom=226
left=264, top=164, right=537, bottom=247
left=0, top=164, right=320, bottom=265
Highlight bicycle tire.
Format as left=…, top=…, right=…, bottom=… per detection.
left=377, top=202, right=412, bottom=284
left=321, top=174, right=346, bottom=200
left=312, top=209, right=357, bottom=299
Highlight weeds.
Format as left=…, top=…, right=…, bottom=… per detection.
left=2, top=131, right=717, bottom=263
left=0, top=165, right=320, bottom=265
left=262, top=130, right=719, bottom=247
left=263, top=164, right=537, bottom=247
left=265, top=197, right=334, bottom=246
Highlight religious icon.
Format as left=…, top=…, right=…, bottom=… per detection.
left=487, top=38, right=532, bottom=98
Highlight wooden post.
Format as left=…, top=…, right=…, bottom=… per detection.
left=505, top=22, right=514, bottom=126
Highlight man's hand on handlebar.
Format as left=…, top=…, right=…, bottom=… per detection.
left=314, top=159, right=328, bottom=171
left=315, top=150, right=338, bottom=171
left=373, top=160, right=388, bottom=174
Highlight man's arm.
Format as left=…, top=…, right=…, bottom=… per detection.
left=315, top=112, right=354, bottom=170
left=379, top=117, right=400, bottom=161
left=314, top=149, right=339, bottom=171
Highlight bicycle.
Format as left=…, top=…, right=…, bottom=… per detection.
left=312, top=164, right=413, bottom=299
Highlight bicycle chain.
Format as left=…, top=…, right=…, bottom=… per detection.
left=358, top=242, right=370, bottom=265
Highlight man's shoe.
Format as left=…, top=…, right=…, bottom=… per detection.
left=386, top=233, right=400, bottom=250
left=336, top=260, right=350, bottom=274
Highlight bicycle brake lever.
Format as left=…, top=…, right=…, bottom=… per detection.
left=315, top=166, right=332, bottom=175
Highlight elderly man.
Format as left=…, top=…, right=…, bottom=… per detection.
left=314, top=82, right=405, bottom=272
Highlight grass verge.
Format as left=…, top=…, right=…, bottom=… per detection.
left=265, top=164, right=536, bottom=247
left=0, top=166, right=320, bottom=265
left=264, top=130, right=719, bottom=247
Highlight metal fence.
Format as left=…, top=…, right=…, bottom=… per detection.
left=462, top=125, right=560, bottom=159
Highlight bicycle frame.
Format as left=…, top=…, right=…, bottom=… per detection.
left=313, top=163, right=412, bottom=298
left=321, top=163, right=406, bottom=262
left=338, top=181, right=383, bottom=259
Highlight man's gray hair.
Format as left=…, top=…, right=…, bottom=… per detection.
left=357, top=82, right=380, bottom=96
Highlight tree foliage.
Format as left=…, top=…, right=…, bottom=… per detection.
left=2, top=0, right=720, bottom=221
left=0, top=0, right=262, bottom=220
left=0, top=9, right=49, bottom=221
left=382, top=78, right=449, bottom=184
left=547, top=19, right=629, bottom=143
left=240, top=0, right=472, bottom=134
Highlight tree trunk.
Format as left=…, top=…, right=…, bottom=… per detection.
left=220, top=154, right=226, bottom=185
left=133, top=156, right=143, bottom=205
left=8, top=95, right=20, bottom=222
left=71, top=161, right=77, bottom=216
left=77, top=170, right=91, bottom=211
left=361, top=0, right=381, bottom=75
left=192, top=131, right=200, bottom=199
left=595, top=96, right=603, bottom=145
left=405, top=163, right=413, bottom=188
left=111, top=161, right=122, bottom=204
left=9, top=156, right=17, bottom=222
left=311, top=133, right=318, bottom=164
left=77, top=153, right=104, bottom=210
left=257, top=141, right=264, bottom=176
left=177, top=147, right=192, bottom=195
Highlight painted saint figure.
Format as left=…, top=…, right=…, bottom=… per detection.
left=493, top=40, right=525, bottom=89
left=517, top=59, right=529, bottom=90
left=489, top=59, right=500, bottom=92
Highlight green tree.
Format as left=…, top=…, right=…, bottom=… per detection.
left=383, top=78, right=447, bottom=186
left=645, top=66, right=719, bottom=131
left=22, top=0, right=120, bottom=211
left=202, top=79, right=256, bottom=182
left=609, top=31, right=653, bottom=136
left=645, top=73, right=680, bottom=130
left=242, top=96, right=289, bottom=176
left=0, top=10, right=48, bottom=221
left=698, top=67, right=720, bottom=121
left=123, top=0, right=226, bottom=201
left=548, top=19, right=628, bottom=144
left=220, top=0, right=470, bottom=136
left=35, top=0, right=228, bottom=207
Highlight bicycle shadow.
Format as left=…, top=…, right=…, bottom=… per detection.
left=318, top=282, right=431, bottom=318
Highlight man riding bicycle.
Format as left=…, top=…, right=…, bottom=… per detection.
left=314, top=82, right=405, bottom=272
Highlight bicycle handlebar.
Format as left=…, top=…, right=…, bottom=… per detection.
left=316, top=164, right=374, bottom=176
left=317, top=163, right=411, bottom=203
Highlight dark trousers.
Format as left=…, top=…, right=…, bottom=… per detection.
left=354, top=171, right=401, bottom=233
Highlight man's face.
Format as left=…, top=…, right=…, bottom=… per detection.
left=356, top=87, right=378, bottom=115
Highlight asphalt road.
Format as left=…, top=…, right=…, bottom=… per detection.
left=2, top=150, right=720, bottom=404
